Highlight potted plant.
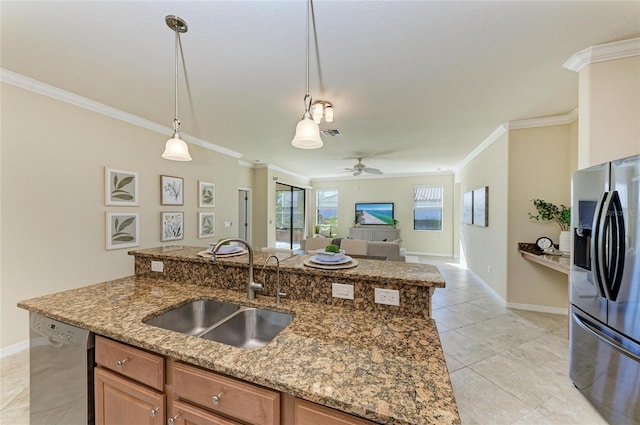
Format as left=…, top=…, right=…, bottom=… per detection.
left=528, top=199, right=571, bottom=253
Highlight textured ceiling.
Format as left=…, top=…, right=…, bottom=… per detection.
left=1, top=1, right=639, bottom=179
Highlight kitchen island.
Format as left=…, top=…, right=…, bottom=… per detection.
left=19, top=247, right=459, bottom=424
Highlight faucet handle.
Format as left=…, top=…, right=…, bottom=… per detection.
left=277, top=289, right=286, bottom=304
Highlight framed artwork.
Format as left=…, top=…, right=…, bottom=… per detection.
left=463, top=191, right=473, bottom=225
left=199, top=181, right=215, bottom=208
left=162, top=211, right=184, bottom=241
left=106, top=213, right=139, bottom=250
left=473, top=186, right=489, bottom=227
left=161, top=175, right=184, bottom=205
left=198, top=212, right=215, bottom=238
left=105, top=168, right=138, bottom=206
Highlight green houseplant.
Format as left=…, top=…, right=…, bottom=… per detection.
left=529, top=198, right=571, bottom=253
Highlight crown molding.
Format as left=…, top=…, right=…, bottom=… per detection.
left=0, top=68, right=242, bottom=159
left=238, top=160, right=254, bottom=168
left=563, top=37, right=640, bottom=72
left=455, top=124, right=508, bottom=173
left=507, top=108, right=578, bottom=129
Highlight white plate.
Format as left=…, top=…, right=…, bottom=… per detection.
left=309, top=255, right=352, bottom=265
left=314, top=249, right=346, bottom=262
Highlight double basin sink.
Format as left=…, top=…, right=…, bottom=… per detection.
left=144, top=300, right=293, bottom=349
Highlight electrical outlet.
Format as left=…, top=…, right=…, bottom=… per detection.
left=488, top=265, right=492, bottom=274
left=374, top=288, right=400, bottom=306
left=151, top=261, right=164, bottom=272
left=332, top=283, right=354, bottom=300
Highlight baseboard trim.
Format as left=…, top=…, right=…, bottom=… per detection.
left=406, top=251, right=454, bottom=258
left=506, top=302, right=568, bottom=316
left=1, top=340, right=29, bottom=358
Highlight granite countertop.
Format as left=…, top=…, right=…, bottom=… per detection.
left=19, top=276, right=460, bottom=425
left=517, top=243, right=570, bottom=275
left=131, top=246, right=446, bottom=289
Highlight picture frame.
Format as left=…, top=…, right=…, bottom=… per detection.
left=161, top=175, right=184, bottom=205
left=106, top=213, right=139, bottom=250
left=198, top=181, right=215, bottom=208
left=198, top=212, right=215, bottom=238
left=463, top=191, right=473, bottom=225
left=473, top=186, right=489, bottom=227
left=105, top=168, right=138, bottom=206
left=161, top=211, right=184, bottom=241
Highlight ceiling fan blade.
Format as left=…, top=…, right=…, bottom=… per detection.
left=364, top=167, right=383, bottom=175
left=353, top=170, right=363, bottom=176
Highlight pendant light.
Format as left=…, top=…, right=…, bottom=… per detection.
left=162, top=15, right=192, bottom=161
left=291, top=0, right=323, bottom=149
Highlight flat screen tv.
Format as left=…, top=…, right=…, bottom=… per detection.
left=355, top=202, right=394, bottom=225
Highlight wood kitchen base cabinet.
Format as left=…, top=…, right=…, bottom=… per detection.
left=283, top=396, right=375, bottom=425
left=95, top=367, right=166, bottom=425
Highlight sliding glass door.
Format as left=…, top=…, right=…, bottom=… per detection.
left=275, top=183, right=305, bottom=250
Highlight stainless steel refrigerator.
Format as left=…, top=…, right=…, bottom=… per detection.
left=570, top=154, right=640, bottom=424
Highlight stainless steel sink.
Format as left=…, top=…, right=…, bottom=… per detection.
left=144, top=299, right=241, bottom=336
left=201, top=308, right=294, bottom=349
left=144, top=300, right=293, bottom=348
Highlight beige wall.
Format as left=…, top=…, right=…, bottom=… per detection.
left=457, top=134, right=509, bottom=299
left=578, top=56, right=640, bottom=168
left=506, top=124, right=577, bottom=310
left=311, top=174, right=455, bottom=255
left=1, top=83, right=253, bottom=349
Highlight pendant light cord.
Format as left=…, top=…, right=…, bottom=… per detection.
left=173, top=22, right=180, bottom=132
left=304, top=0, right=311, bottom=113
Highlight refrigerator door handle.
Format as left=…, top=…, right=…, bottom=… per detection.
left=607, top=191, right=625, bottom=301
left=591, top=192, right=610, bottom=299
left=572, top=312, right=640, bottom=362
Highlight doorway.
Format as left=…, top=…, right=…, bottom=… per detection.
left=275, top=183, right=305, bottom=250
left=238, top=188, right=251, bottom=242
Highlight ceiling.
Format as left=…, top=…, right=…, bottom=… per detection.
left=1, top=1, right=638, bottom=179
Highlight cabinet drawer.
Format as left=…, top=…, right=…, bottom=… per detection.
left=294, top=399, right=374, bottom=425
left=170, top=400, right=240, bottom=425
left=96, top=336, right=164, bottom=391
left=174, top=362, right=280, bottom=425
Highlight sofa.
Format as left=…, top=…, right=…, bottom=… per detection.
left=300, top=237, right=405, bottom=262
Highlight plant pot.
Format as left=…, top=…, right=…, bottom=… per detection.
left=559, top=230, right=570, bottom=254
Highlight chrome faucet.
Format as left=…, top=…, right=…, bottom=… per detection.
left=211, top=238, right=263, bottom=300
left=262, top=255, right=286, bottom=305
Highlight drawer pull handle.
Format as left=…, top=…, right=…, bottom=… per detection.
left=149, top=407, right=160, bottom=417
left=115, top=358, right=128, bottom=367
left=167, top=413, right=181, bottom=425
left=211, top=392, right=223, bottom=405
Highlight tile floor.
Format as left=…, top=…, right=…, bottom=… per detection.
left=0, top=256, right=611, bottom=425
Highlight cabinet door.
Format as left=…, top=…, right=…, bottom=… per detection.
left=170, top=400, right=240, bottom=425
left=95, top=367, right=165, bottom=425
left=294, top=399, right=374, bottom=425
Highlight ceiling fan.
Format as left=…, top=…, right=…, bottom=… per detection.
left=344, top=158, right=383, bottom=176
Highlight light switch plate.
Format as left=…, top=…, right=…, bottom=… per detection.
left=374, top=288, right=400, bottom=306
left=332, top=283, right=354, bottom=300
left=151, top=261, right=163, bottom=272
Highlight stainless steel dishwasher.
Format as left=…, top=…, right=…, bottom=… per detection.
left=29, top=312, right=94, bottom=425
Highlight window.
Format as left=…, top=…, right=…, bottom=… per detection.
left=316, top=189, right=338, bottom=229
left=414, top=185, right=443, bottom=231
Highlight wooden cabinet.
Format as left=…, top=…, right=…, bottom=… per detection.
left=168, top=400, right=239, bottom=425
left=349, top=227, right=400, bottom=242
left=95, top=367, right=165, bottom=425
left=95, top=336, right=166, bottom=425
left=173, top=362, right=280, bottom=425
left=288, top=398, right=374, bottom=425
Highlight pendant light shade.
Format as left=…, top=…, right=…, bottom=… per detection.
left=162, top=15, right=192, bottom=161
left=292, top=112, right=323, bottom=149
left=291, top=0, right=323, bottom=150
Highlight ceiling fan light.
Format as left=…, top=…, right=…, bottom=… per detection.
left=162, top=133, right=192, bottom=161
left=324, top=105, right=334, bottom=122
left=292, top=115, right=323, bottom=149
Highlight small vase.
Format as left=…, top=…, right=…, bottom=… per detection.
left=559, top=230, right=570, bottom=254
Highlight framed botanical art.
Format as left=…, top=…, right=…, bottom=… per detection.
left=473, top=186, right=489, bottom=227
left=105, top=168, right=138, bottom=206
left=198, top=212, right=215, bottom=238
left=161, top=175, right=184, bottom=205
left=162, top=211, right=184, bottom=241
left=199, top=181, right=215, bottom=208
left=106, top=213, right=139, bottom=250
